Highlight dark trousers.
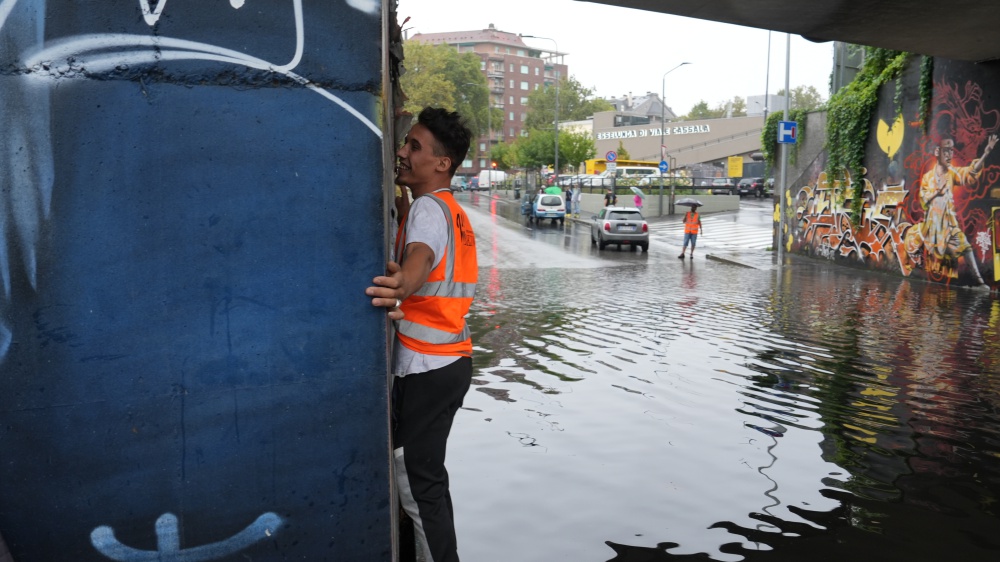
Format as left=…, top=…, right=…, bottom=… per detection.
left=393, top=356, right=472, bottom=562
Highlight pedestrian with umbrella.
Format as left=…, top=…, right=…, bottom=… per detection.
left=630, top=186, right=645, bottom=213
left=676, top=198, right=704, bottom=259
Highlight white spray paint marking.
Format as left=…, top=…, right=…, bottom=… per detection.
left=137, top=0, right=169, bottom=26
left=91, top=512, right=282, bottom=562
left=16, top=0, right=379, bottom=136
left=345, top=0, right=379, bottom=15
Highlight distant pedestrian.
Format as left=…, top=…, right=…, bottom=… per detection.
left=678, top=207, right=703, bottom=259
left=571, top=185, right=582, bottom=217
left=604, top=189, right=617, bottom=207
left=633, top=193, right=643, bottom=212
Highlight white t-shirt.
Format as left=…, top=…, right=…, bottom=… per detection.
left=394, top=193, right=461, bottom=376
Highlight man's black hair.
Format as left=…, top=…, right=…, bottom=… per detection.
left=418, top=107, right=472, bottom=177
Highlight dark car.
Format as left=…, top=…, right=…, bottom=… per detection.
left=737, top=178, right=755, bottom=197
left=710, top=178, right=736, bottom=195
left=749, top=177, right=766, bottom=197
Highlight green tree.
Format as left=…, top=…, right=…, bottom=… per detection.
left=560, top=130, right=597, bottom=171
left=683, top=100, right=725, bottom=120
left=730, top=96, right=747, bottom=117
left=615, top=140, right=631, bottom=161
left=776, top=85, right=826, bottom=111
left=401, top=41, right=497, bottom=141
left=525, top=76, right=613, bottom=131
left=489, top=141, right=518, bottom=171
left=515, top=130, right=555, bottom=170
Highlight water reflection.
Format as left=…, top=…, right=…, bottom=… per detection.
left=451, top=248, right=1000, bottom=561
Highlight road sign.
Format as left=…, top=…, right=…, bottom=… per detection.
left=607, top=162, right=617, bottom=172
left=606, top=151, right=617, bottom=162
left=659, top=160, right=669, bottom=173
left=778, top=121, right=797, bottom=144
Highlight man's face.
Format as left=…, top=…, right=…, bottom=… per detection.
left=937, top=141, right=955, bottom=166
left=396, top=124, right=448, bottom=187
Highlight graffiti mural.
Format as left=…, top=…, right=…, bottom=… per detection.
left=788, top=59, right=1000, bottom=291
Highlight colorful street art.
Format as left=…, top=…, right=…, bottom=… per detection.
left=787, top=59, right=1000, bottom=291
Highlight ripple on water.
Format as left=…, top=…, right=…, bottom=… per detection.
left=452, top=260, right=1000, bottom=561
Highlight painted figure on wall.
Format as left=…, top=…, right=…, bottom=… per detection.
left=904, top=134, right=998, bottom=287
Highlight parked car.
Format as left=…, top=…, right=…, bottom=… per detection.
left=737, top=178, right=755, bottom=197
left=590, top=206, right=649, bottom=251
left=749, top=177, right=766, bottom=197
left=710, top=178, right=736, bottom=195
left=522, top=193, right=566, bottom=226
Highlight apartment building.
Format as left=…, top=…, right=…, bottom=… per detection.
left=408, top=24, right=568, bottom=176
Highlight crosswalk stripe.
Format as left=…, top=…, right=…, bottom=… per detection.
left=648, top=218, right=773, bottom=249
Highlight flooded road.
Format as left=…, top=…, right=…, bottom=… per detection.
left=448, top=193, right=1000, bottom=561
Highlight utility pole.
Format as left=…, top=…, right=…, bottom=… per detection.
left=778, top=33, right=791, bottom=264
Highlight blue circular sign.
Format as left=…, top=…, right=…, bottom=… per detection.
left=606, top=151, right=617, bottom=162
left=659, top=160, right=669, bottom=173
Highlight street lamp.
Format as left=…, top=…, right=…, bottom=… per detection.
left=520, top=34, right=560, bottom=181
left=464, top=81, right=491, bottom=194
left=660, top=62, right=691, bottom=215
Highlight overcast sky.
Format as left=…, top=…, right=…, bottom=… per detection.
left=398, top=0, right=836, bottom=117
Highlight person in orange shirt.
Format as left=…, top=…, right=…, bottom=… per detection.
left=366, top=107, right=477, bottom=562
left=678, top=207, right=703, bottom=259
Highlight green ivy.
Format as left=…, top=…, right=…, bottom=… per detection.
left=918, top=56, right=934, bottom=133
left=824, top=47, right=909, bottom=225
left=761, top=107, right=810, bottom=175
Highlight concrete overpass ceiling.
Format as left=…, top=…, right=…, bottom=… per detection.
left=579, top=0, right=1000, bottom=62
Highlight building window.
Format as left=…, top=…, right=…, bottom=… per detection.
left=520, top=113, right=526, bottom=122
left=505, top=48, right=510, bottom=54
left=510, top=127, right=516, bottom=136
left=518, top=49, right=525, bottom=56
left=520, top=81, right=529, bottom=90
left=480, top=61, right=485, bottom=70
left=494, top=47, right=499, bottom=53
left=479, top=158, right=486, bottom=168
left=509, top=63, right=513, bottom=72
left=479, top=142, right=486, bottom=151
left=520, top=97, right=529, bottom=104
left=509, top=79, right=514, bottom=88
left=509, top=111, right=514, bottom=120
left=534, top=84, right=540, bottom=90
left=463, top=158, right=472, bottom=168
left=509, top=96, right=514, bottom=104
left=535, top=67, right=539, bottom=76
left=520, top=65, right=528, bottom=74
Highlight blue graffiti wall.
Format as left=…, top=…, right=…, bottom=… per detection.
left=0, top=1, right=391, bottom=559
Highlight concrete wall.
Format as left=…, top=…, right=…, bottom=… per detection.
left=779, top=56, right=1000, bottom=291
left=0, top=2, right=392, bottom=560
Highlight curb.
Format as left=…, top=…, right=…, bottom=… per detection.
left=705, top=253, right=765, bottom=269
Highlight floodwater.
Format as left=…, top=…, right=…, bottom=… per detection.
left=448, top=193, right=1000, bottom=561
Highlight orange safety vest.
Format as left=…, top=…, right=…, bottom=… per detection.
left=684, top=211, right=700, bottom=234
left=394, top=191, right=478, bottom=356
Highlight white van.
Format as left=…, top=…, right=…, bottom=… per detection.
left=477, top=169, right=507, bottom=190
left=600, top=166, right=658, bottom=182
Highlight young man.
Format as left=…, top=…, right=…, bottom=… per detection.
left=366, top=107, right=477, bottom=562
left=604, top=188, right=617, bottom=207
left=678, top=206, right=703, bottom=259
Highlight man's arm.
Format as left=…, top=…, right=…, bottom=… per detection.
left=972, top=134, right=999, bottom=174
left=366, top=242, right=435, bottom=321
